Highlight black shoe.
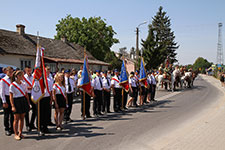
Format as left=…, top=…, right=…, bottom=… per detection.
left=48, top=122, right=55, bottom=126
left=26, top=126, right=31, bottom=132
left=114, top=110, right=119, bottom=113
left=94, top=114, right=99, bottom=118
left=86, top=115, right=92, bottom=118
left=5, top=130, right=11, bottom=136
left=98, top=113, right=103, bottom=116
left=107, top=111, right=112, bottom=113
left=30, top=125, right=37, bottom=130
left=68, top=118, right=74, bottom=122
left=43, top=128, right=51, bottom=134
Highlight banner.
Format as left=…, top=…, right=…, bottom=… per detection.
left=80, top=55, right=92, bottom=96
left=31, top=47, right=47, bottom=104
left=119, top=60, right=129, bottom=92
left=139, top=58, right=148, bottom=88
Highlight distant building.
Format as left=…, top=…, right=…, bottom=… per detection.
left=114, top=51, right=135, bottom=73
left=0, top=24, right=109, bottom=72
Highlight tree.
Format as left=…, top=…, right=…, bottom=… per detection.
left=142, top=6, right=179, bottom=69
left=193, top=57, right=212, bottom=72
left=55, top=15, right=119, bottom=61
left=104, top=51, right=122, bottom=70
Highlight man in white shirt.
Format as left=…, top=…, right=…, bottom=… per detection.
left=0, top=66, right=14, bottom=136
left=102, top=71, right=111, bottom=113
left=24, top=66, right=37, bottom=131
left=38, top=67, right=53, bottom=135
left=111, top=69, right=122, bottom=112
left=92, top=70, right=103, bottom=117
left=150, top=70, right=157, bottom=101
left=64, top=69, right=75, bottom=122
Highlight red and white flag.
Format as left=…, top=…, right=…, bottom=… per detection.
left=31, top=47, right=47, bottom=104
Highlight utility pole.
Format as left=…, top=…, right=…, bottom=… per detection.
left=217, top=23, right=224, bottom=70
left=135, top=27, right=139, bottom=70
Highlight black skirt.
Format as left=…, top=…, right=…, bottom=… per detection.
left=129, top=87, right=137, bottom=98
left=140, top=86, right=146, bottom=96
left=14, top=96, right=29, bottom=114
left=54, top=94, right=66, bottom=109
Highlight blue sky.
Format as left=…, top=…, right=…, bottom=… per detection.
left=1, top=0, right=225, bottom=65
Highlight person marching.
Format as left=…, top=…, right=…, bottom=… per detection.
left=150, top=71, right=157, bottom=102
left=126, top=72, right=137, bottom=107
left=64, top=70, right=75, bottom=123
left=133, top=70, right=139, bottom=107
left=102, top=71, right=111, bottom=113
left=38, top=67, right=53, bottom=135
left=9, top=70, right=30, bottom=140
left=139, top=79, right=146, bottom=106
left=23, top=66, right=37, bottom=132
left=92, top=70, right=103, bottom=117
left=111, top=69, right=122, bottom=112
left=147, top=71, right=152, bottom=102
left=0, top=66, right=14, bottom=136
left=53, top=73, right=68, bottom=131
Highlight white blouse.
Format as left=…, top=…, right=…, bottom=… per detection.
left=53, top=83, right=66, bottom=96
left=9, top=81, right=27, bottom=98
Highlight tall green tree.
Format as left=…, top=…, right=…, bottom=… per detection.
left=55, top=15, right=119, bottom=61
left=142, top=6, right=179, bottom=69
left=193, top=57, right=212, bottom=71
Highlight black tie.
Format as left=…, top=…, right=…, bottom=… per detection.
left=99, top=77, right=102, bottom=88
left=106, top=77, right=110, bottom=86
left=68, top=78, right=71, bottom=92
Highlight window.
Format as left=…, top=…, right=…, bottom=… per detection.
left=20, top=59, right=32, bottom=70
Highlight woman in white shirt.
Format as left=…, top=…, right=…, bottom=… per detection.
left=9, top=70, right=30, bottom=141
left=53, top=73, right=68, bottom=131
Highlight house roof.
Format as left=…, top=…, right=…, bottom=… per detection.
left=0, top=28, right=110, bottom=66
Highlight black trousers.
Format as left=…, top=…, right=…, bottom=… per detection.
left=3, top=96, right=14, bottom=131
left=81, top=91, right=91, bottom=117
left=64, top=93, right=73, bottom=121
left=151, top=84, right=156, bottom=100
left=93, top=90, right=103, bottom=115
left=102, top=90, right=111, bottom=112
left=133, top=87, right=138, bottom=106
left=143, top=87, right=148, bottom=103
left=25, top=93, right=36, bottom=127
left=121, top=90, right=128, bottom=109
left=113, top=88, right=122, bottom=111
left=37, top=96, right=51, bottom=131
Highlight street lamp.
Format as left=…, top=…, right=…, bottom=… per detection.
left=136, top=21, right=147, bottom=70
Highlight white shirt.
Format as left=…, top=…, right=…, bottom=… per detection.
left=0, top=75, right=11, bottom=103
left=111, top=75, right=121, bottom=88
left=9, top=81, right=27, bottom=98
left=23, top=74, right=33, bottom=93
left=65, top=77, right=75, bottom=93
left=102, top=76, right=111, bottom=90
left=151, top=74, right=157, bottom=85
left=129, top=76, right=137, bottom=87
left=44, top=77, right=53, bottom=97
left=53, top=83, right=66, bottom=96
left=92, top=76, right=103, bottom=90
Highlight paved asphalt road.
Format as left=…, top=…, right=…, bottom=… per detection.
left=0, top=75, right=222, bottom=150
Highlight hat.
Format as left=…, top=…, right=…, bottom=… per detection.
left=64, top=69, right=71, bottom=73
left=130, top=71, right=134, bottom=75
left=96, top=70, right=101, bottom=73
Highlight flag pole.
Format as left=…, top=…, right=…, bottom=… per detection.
left=82, top=47, right=86, bottom=120
left=37, top=31, right=41, bottom=134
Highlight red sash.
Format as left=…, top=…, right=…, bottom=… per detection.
left=23, top=76, right=32, bottom=87
left=54, top=84, right=66, bottom=100
left=112, top=78, right=119, bottom=83
left=1, top=78, right=10, bottom=86
left=11, top=83, right=27, bottom=99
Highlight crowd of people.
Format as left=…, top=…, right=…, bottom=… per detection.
left=0, top=64, right=196, bottom=141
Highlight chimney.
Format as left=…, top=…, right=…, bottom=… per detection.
left=61, top=36, right=67, bottom=43
left=16, top=24, right=25, bottom=35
